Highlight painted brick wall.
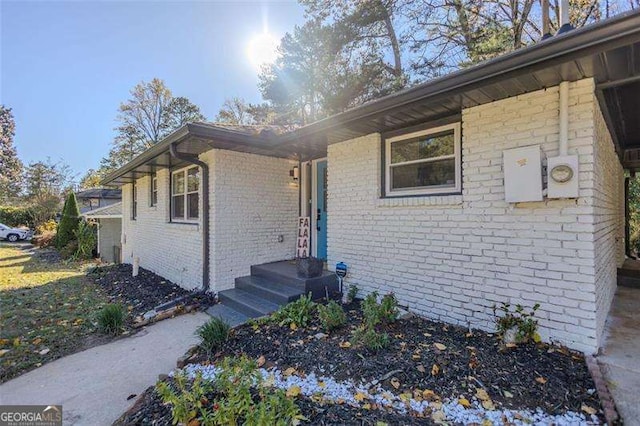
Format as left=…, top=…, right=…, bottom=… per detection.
left=593, top=101, right=625, bottom=343
left=327, top=78, right=622, bottom=353
left=121, top=149, right=298, bottom=292
left=211, top=150, right=298, bottom=291
left=121, top=167, right=204, bottom=291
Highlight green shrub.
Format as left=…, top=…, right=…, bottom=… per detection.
left=361, top=291, right=398, bottom=327
left=196, top=317, right=230, bottom=357
left=56, top=193, right=80, bottom=249
left=157, top=355, right=302, bottom=426
left=271, top=293, right=315, bottom=328
left=493, top=302, right=541, bottom=343
left=317, top=300, right=347, bottom=331
left=0, top=206, right=31, bottom=227
left=157, top=371, right=213, bottom=426
left=97, top=303, right=125, bottom=335
left=351, top=325, right=389, bottom=351
left=346, top=284, right=359, bottom=303
left=73, top=220, right=96, bottom=260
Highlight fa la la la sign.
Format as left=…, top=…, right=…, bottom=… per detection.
left=296, top=217, right=310, bottom=258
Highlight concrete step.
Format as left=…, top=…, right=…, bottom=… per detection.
left=218, top=288, right=282, bottom=318
left=235, top=275, right=303, bottom=304
left=617, top=270, right=640, bottom=288
left=251, top=261, right=339, bottom=299
left=205, top=304, right=249, bottom=328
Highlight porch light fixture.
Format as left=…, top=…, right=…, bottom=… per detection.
left=290, top=166, right=300, bottom=181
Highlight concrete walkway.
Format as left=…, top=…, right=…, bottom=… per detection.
left=0, top=312, right=209, bottom=426
left=598, top=286, right=640, bottom=426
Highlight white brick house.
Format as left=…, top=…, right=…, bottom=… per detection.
left=103, top=11, right=640, bottom=353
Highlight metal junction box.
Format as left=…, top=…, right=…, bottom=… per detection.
left=503, top=145, right=543, bottom=203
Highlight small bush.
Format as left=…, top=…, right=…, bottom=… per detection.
left=97, top=303, right=125, bottom=335
left=493, top=302, right=541, bottom=344
left=271, top=293, right=315, bottom=328
left=317, top=300, right=347, bottom=331
left=35, top=219, right=57, bottom=234
left=351, top=325, right=389, bottom=351
left=362, top=291, right=399, bottom=327
left=196, top=317, right=230, bottom=356
left=157, top=371, right=213, bottom=426
left=33, top=231, right=56, bottom=248
left=73, top=220, right=96, bottom=260
left=346, top=284, right=359, bottom=303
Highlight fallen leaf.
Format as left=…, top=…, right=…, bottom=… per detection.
left=286, top=385, right=302, bottom=398
left=362, top=403, right=372, bottom=410
left=481, top=399, right=495, bottom=410
left=535, top=377, right=547, bottom=384
left=423, top=332, right=432, bottom=337
left=475, top=388, right=490, bottom=401
left=412, top=354, right=421, bottom=360
left=290, top=322, right=298, bottom=331
left=465, top=332, right=473, bottom=338
left=533, top=333, right=542, bottom=343
left=431, top=364, right=440, bottom=376
left=257, top=355, right=266, bottom=367
left=422, top=389, right=437, bottom=400
left=505, top=343, right=517, bottom=348
left=581, top=405, right=597, bottom=415
left=32, top=338, right=42, bottom=345
left=354, top=392, right=368, bottom=402
left=38, top=348, right=50, bottom=356
left=318, top=381, right=326, bottom=388
left=434, top=343, right=447, bottom=351
left=13, top=337, right=20, bottom=347
left=390, top=377, right=401, bottom=389
left=458, top=397, right=471, bottom=408
left=339, top=341, right=351, bottom=349
left=283, top=367, right=297, bottom=377
left=503, top=390, right=514, bottom=398
left=399, top=392, right=412, bottom=402
left=416, top=365, right=426, bottom=373
left=187, top=419, right=200, bottom=426
left=0, top=349, right=9, bottom=357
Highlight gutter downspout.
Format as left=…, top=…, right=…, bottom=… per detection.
left=169, top=142, right=210, bottom=292
left=559, top=81, right=569, bottom=156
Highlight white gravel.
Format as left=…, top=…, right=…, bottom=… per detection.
left=177, top=363, right=601, bottom=425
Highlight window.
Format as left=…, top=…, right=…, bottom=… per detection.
left=132, top=181, right=137, bottom=220
left=385, top=123, right=461, bottom=196
left=171, top=166, right=199, bottom=221
left=150, top=174, right=158, bottom=207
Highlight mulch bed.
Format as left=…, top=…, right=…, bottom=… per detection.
left=120, top=301, right=604, bottom=425
left=89, top=264, right=216, bottom=321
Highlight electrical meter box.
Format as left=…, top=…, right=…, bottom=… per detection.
left=547, top=155, right=579, bottom=199
left=503, top=145, right=543, bottom=203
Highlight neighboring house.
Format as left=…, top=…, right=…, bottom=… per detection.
left=102, top=11, right=640, bottom=353
left=76, top=188, right=122, bottom=214
left=83, top=202, right=122, bottom=263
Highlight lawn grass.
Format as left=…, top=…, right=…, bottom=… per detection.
left=0, top=242, right=110, bottom=383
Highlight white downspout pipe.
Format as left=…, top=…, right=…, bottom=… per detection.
left=559, top=81, right=569, bottom=156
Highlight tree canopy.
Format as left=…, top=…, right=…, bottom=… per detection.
left=0, top=106, right=23, bottom=202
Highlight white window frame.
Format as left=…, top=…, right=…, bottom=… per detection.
left=150, top=174, right=158, bottom=207
left=170, top=166, right=200, bottom=223
left=385, top=122, right=461, bottom=196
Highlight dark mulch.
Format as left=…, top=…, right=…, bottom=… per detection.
left=121, top=300, right=604, bottom=425
left=89, top=264, right=216, bottom=319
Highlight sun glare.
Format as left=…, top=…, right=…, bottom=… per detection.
left=247, top=32, right=279, bottom=69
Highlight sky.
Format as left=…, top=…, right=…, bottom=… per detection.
left=1, top=0, right=306, bottom=180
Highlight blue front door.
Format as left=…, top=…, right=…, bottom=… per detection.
left=316, top=160, right=328, bottom=260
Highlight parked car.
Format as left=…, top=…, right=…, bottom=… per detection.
left=0, top=223, right=33, bottom=242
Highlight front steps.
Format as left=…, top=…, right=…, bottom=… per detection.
left=210, top=260, right=339, bottom=324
